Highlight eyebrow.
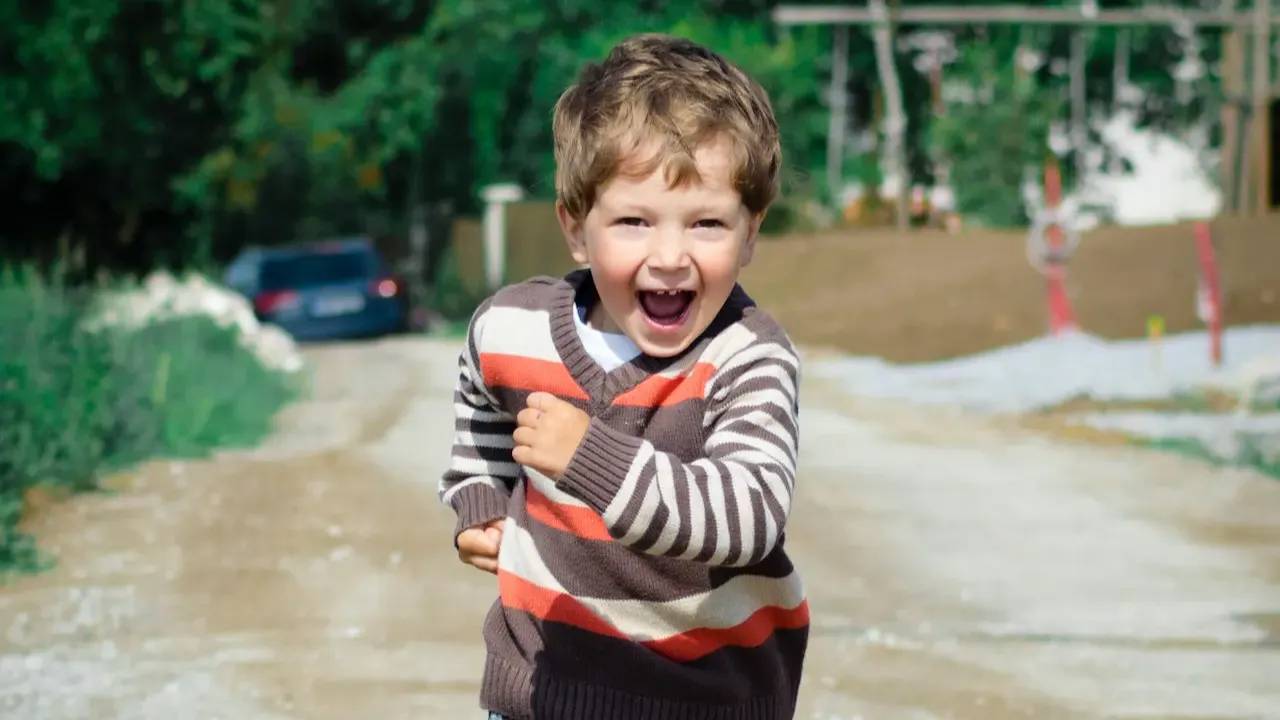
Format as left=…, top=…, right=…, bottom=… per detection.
left=607, top=202, right=739, bottom=217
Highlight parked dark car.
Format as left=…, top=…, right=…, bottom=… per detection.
left=224, top=238, right=409, bottom=341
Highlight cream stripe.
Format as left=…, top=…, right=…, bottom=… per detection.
left=454, top=403, right=511, bottom=422
left=728, top=463, right=756, bottom=566
left=479, top=306, right=560, bottom=361
left=677, top=467, right=708, bottom=561
left=712, top=341, right=798, bottom=380
left=709, top=435, right=793, bottom=467
left=619, top=470, right=661, bottom=546
left=733, top=363, right=796, bottom=388
left=449, top=455, right=520, bottom=476
left=714, top=408, right=797, bottom=451
left=727, top=388, right=796, bottom=414
left=603, top=442, right=654, bottom=526
left=646, top=452, right=682, bottom=556
left=702, top=463, right=733, bottom=565
left=440, top=475, right=508, bottom=504
left=497, top=516, right=566, bottom=591
left=702, top=323, right=760, bottom=366
left=759, top=466, right=794, bottom=505
left=525, top=467, right=589, bottom=508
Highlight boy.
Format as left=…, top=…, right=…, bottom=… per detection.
left=439, top=34, right=806, bottom=719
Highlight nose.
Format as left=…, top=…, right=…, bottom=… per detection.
left=646, top=227, right=691, bottom=272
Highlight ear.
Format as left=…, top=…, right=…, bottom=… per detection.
left=740, top=211, right=764, bottom=268
left=556, top=201, right=590, bottom=265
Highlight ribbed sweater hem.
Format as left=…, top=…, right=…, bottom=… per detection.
left=481, top=655, right=795, bottom=720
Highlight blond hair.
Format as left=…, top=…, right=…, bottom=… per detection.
left=553, top=34, right=781, bottom=220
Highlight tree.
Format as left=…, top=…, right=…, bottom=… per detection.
left=931, top=43, right=1060, bottom=226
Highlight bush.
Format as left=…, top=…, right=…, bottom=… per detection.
left=0, top=268, right=299, bottom=575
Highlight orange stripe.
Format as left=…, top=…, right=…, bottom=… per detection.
left=499, top=572, right=810, bottom=661
left=644, top=600, right=810, bottom=662
left=480, top=353, right=589, bottom=400
left=525, top=484, right=613, bottom=542
left=613, top=362, right=717, bottom=408
left=500, top=572, right=626, bottom=640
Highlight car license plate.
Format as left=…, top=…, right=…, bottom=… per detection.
left=312, top=293, right=365, bottom=317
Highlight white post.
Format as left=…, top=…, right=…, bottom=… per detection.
left=481, top=183, right=524, bottom=292
left=870, top=0, right=910, bottom=231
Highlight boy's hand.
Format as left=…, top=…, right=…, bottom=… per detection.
left=512, top=392, right=590, bottom=479
left=456, top=518, right=505, bottom=574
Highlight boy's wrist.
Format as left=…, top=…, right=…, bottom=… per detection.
left=558, top=418, right=645, bottom=514
left=449, top=483, right=509, bottom=545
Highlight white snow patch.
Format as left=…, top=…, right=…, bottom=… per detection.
left=88, top=271, right=304, bottom=374
left=810, top=326, right=1280, bottom=414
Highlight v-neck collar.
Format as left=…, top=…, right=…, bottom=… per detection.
left=547, top=269, right=754, bottom=404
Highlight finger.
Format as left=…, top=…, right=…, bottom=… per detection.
left=485, top=518, right=506, bottom=532
left=516, top=408, right=542, bottom=429
left=512, top=427, right=536, bottom=448
left=526, top=392, right=558, bottom=412
left=470, top=555, right=499, bottom=574
left=484, top=526, right=503, bottom=546
left=512, top=444, right=533, bottom=466
left=458, top=529, right=498, bottom=556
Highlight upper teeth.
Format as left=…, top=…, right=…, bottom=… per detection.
left=654, top=290, right=682, bottom=295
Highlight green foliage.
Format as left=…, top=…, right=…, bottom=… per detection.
left=2, top=0, right=1233, bottom=271
left=3, top=0, right=830, bottom=272
left=1145, top=436, right=1280, bottom=482
left=0, top=268, right=299, bottom=575
left=423, top=243, right=487, bottom=323
left=930, top=44, right=1060, bottom=227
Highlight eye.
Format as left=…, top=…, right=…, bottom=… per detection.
left=616, top=217, right=647, bottom=227
left=693, top=219, right=726, bottom=229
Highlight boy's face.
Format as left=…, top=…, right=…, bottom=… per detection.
left=557, top=135, right=762, bottom=358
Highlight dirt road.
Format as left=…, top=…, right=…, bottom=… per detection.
left=3, top=337, right=1278, bottom=719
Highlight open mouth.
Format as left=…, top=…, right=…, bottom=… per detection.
left=637, top=289, right=696, bottom=329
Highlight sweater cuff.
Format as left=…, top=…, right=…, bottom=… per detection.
left=450, top=483, right=511, bottom=544
left=559, top=418, right=646, bottom=514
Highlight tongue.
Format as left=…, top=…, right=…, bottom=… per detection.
left=640, top=291, right=690, bottom=320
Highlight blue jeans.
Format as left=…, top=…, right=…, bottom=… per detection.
left=487, top=714, right=506, bottom=719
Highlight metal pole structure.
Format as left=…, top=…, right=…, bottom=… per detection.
left=1108, top=27, right=1130, bottom=175
left=1113, top=27, right=1129, bottom=112
left=1252, top=0, right=1273, bottom=215
left=774, top=4, right=1280, bottom=28
left=1070, top=27, right=1089, bottom=185
left=1219, top=0, right=1244, bottom=212
left=870, top=0, right=911, bottom=231
left=826, top=25, right=850, bottom=207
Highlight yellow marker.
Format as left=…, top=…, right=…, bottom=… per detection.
left=1147, top=315, right=1165, bottom=373
left=1147, top=315, right=1165, bottom=339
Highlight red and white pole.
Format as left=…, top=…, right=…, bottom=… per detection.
left=1193, top=221, right=1223, bottom=367
left=1043, top=160, right=1078, bottom=336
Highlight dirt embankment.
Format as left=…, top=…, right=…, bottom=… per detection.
left=744, top=215, right=1280, bottom=362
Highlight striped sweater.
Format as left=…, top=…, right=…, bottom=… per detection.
left=440, top=270, right=808, bottom=720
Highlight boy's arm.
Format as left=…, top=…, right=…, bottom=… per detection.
left=559, top=341, right=799, bottom=568
left=439, top=303, right=520, bottom=541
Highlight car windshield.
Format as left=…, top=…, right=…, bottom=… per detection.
left=260, top=250, right=373, bottom=290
